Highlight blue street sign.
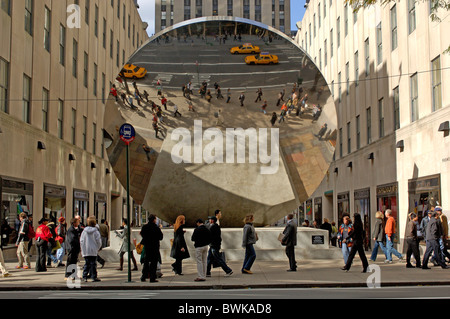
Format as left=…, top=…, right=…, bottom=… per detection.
left=119, top=123, right=135, bottom=145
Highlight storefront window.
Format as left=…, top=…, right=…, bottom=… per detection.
left=377, top=183, right=398, bottom=242
left=337, top=192, right=350, bottom=225
left=94, top=193, right=107, bottom=224
left=305, top=199, right=313, bottom=224
left=408, top=175, right=440, bottom=224
left=314, top=197, right=322, bottom=225
left=74, top=190, right=89, bottom=226
left=354, top=188, right=371, bottom=250
left=1, top=178, right=33, bottom=247
left=44, top=184, right=66, bottom=224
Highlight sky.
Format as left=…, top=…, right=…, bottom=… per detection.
left=137, top=0, right=306, bottom=36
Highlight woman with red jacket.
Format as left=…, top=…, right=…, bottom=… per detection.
left=35, top=218, right=53, bottom=272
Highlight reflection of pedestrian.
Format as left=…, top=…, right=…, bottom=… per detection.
left=315, top=123, right=328, bottom=140
left=173, top=104, right=182, bottom=117
left=270, top=112, right=277, bottom=126
left=261, top=100, right=267, bottom=115
left=239, top=93, right=245, bottom=107
left=226, top=89, right=231, bottom=103
left=255, top=88, right=263, bottom=102
left=142, top=144, right=152, bottom=161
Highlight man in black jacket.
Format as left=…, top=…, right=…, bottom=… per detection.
left=191, top=219, right=212, bottom=281
left=281, top=214, right=297, bottom=271
left=422, top=211, right=448, bottom=269
left=140, top=214, right=163, bottom=282
left=206, top=216, right=232, bottom=277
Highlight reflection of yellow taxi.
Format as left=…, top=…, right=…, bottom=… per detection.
left=119, top=64, right=147, bottom=79
left=245, top=52, right=279, bottom=65
left=230, top=43, right=261, bottom=54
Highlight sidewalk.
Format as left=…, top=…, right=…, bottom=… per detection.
left=1, top=256, right=449, bottom=291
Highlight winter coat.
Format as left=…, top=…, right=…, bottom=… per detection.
left=191, top=224, right=211, bottom=248
left=170, top=225, right=190, bottom=260
left=65, top=225, right=81, bottom=252
left=80, top=226, right=102, bottom=257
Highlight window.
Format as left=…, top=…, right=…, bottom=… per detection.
left=330, top=29, right=333, bottom=57
left=213, top=0, right=219, bottom=16
left=85, top=0, right=90, bottom=25
left=94, top=5, right=99, bottom=37
left=1, top=0, right=10, bottom=15
left=378, top=98, right=384, bottom=138
left=0, top=58, right=9, bottom=113
left=255, top=0, right=261, bottom=22
left=354, top=51, right=359, bottom=86
left=344, top=5, right=348, bottom=37
left=393, top=87, right=400, bottom=130
left=82, top=116, right=87, bottom=150
left=391, top=5, right=397, bottom=51
left=92, top=123, right=97, bottom=155
left=71, top=108, right=76, bottom=145
left=243, top=0, right=250, bottom=19
left=103, top=18, right=107, bottom=48
left=323, top=0, right=326, bottom=18
left=44, top=7, right=51, bottom=52
left=376, top=23, right=382, bottom=66
left=356, top=115, right=361, bottom=150
left=367, top=107, right=372, bottom=145
left=339, top=128, right=343, bottom=158
left=337, top=17, right=340, bottom=48
left=364, top=38, right=369, bottom=76
left=93, top=63, right=97, bottom=96
left=110, top=30, right=114, bottom=58
left=346, top=62, right=349, bottom=95
left=59, top=25, right=66, bottom=66
left=25, top=0, right=33, bottom=35
left=318, top=4, right=321, bottom=28
left=319, top=49, right=322, bottom=70
left=101, top=73, right=106, bottom=104
left=42, top=88, right=49, bottom=132
left=408, top=0, right=416, bottom=34
left=227, top=0, right=233, bottom=16
left=324, top=40, right=327, bottom=67
left=83, top=52, right=88, bottom=88
left=347, top=122, right=351, bottom=154
left=338, top=72, right=342, bottom=103
left=431, top=56, right=442, bottom=111
left=23, top=75, right=31, bottom=124
left=57, top=100, right=63, bottom=139
left=410, top=73, right=418, bottom=122
left=73, top=39, right=78, bottom=78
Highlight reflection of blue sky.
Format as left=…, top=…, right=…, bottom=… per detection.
left=138, top=0, right=307, bottom=36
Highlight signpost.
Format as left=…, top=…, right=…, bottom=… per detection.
left=119, top=123, right=135, bottom=283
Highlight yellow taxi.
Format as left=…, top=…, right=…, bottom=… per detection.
left=119, top=64, right=147, bottom=79
left=245, top=52, right=279, bottom=65
left=230, top=43, right=261, bottom=54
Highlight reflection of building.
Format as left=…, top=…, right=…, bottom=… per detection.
left=155, top=0, right=291, bottom=34
left=295, top=0, right=449, bottom=250
left=0, top=0, right=149, bottom=245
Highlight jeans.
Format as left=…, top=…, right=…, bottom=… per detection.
left=82, top=256, right=98, bottom=279
left=370, top=241, right=388, bottom=261
left=207, top=247, right=232, bottom=275
left=341, top=242, right=351, bottom=265
left=56, top=242, right=65, bottom=263
left=386, top=234, right=403, bottom=261
left=242, top=244, right=256, bottom=271
left=423, top=239, right=446, bottom=268
left=431, top=238, right=450, bottom=263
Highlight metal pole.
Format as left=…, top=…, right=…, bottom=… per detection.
left=126, top=143, right=131, bottom=282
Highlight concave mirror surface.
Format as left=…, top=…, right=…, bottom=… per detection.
left=104, top=17, right=337, bottom=227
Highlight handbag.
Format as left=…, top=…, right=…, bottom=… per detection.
left=212, top=251, right=226, bottom=268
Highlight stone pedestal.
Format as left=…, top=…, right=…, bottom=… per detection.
left=101, top=227, right=342, bottom=263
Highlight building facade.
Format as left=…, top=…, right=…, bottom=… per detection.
left=0, top=0, right=149, bottom=248
left=154, top=0, right=291, bottom=34
left=294, top=0, right=449, bottom=250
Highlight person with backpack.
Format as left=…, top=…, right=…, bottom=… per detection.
left=15, top=212, right=31, bottom=269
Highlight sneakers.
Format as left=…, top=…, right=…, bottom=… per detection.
left=2, top=273, right=11, bottom=277
left=384, top=260, right=393, bottom=264
left=224, top=271, right=233, bottom=277
left=194, top=278, right=206, bottom=282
